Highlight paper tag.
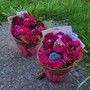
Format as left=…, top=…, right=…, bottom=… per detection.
left=42, top=26, right=72, bottom=37
left=16, top=11, right=28, bottom=17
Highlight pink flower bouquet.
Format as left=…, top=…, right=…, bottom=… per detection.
left=37, top=29, right=84, bottom=82
left=9, top=12, right=46, bottom=56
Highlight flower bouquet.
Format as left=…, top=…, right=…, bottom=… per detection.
left=37, top=27, right=84, bottom=82
left=8, top=11, right=46, bottom=56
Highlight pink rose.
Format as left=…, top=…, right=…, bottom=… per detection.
left=70, top=40, right=80, bottom=47
left=63, top=54, right=72, bottom=63
left=53, top=44, right=64, bottom=53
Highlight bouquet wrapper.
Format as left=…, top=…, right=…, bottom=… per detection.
left=8, top=16, right=39, bottom=56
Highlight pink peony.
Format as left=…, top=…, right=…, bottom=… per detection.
left=53, top=44, right=64, bottom=53
left=63, top=54, right=72, bottom=63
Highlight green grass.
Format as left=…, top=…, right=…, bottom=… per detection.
left=0, top=0, right=90, bottom=67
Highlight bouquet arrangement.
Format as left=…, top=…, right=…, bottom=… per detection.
left=11, top=13, right=46, bottom=44
left=38, top=31, right=83, bottom=70
left=8, top=11, right=46, bottom=56
left=37, top=27, right=84, bottom=82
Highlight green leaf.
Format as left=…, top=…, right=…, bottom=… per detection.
left=76, top=76, right=90, bottom=90
left=84, top=49, right=89, bottom=53
left=86, top=63, right=90, bottom=68
left=16, top=35, right=27, bottom=43
left=37, top=35, right=41, bottom=40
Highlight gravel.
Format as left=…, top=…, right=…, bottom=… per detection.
left=0, top=22, right=90, bottom=90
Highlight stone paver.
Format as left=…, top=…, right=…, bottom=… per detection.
left=0, top=22, right=90, bottom=90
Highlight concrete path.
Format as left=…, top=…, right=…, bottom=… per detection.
left=0, top=22, right=90, bottom=90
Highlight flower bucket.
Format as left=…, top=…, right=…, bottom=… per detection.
left=10, top=29, right=39, bottom=56
left=37, top=28, right=84, bottom=82
left=8, top=11, right=46, bottom=57
left=39, top=56, right=82, bottom=83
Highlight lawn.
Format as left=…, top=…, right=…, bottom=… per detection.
left=0, top=0, right=90, bottom=67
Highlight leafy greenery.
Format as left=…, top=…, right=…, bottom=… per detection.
left=0, top=0, right=90, bottom=67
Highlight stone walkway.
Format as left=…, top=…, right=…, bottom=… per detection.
left=0, top=22, right=90, bottom=90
